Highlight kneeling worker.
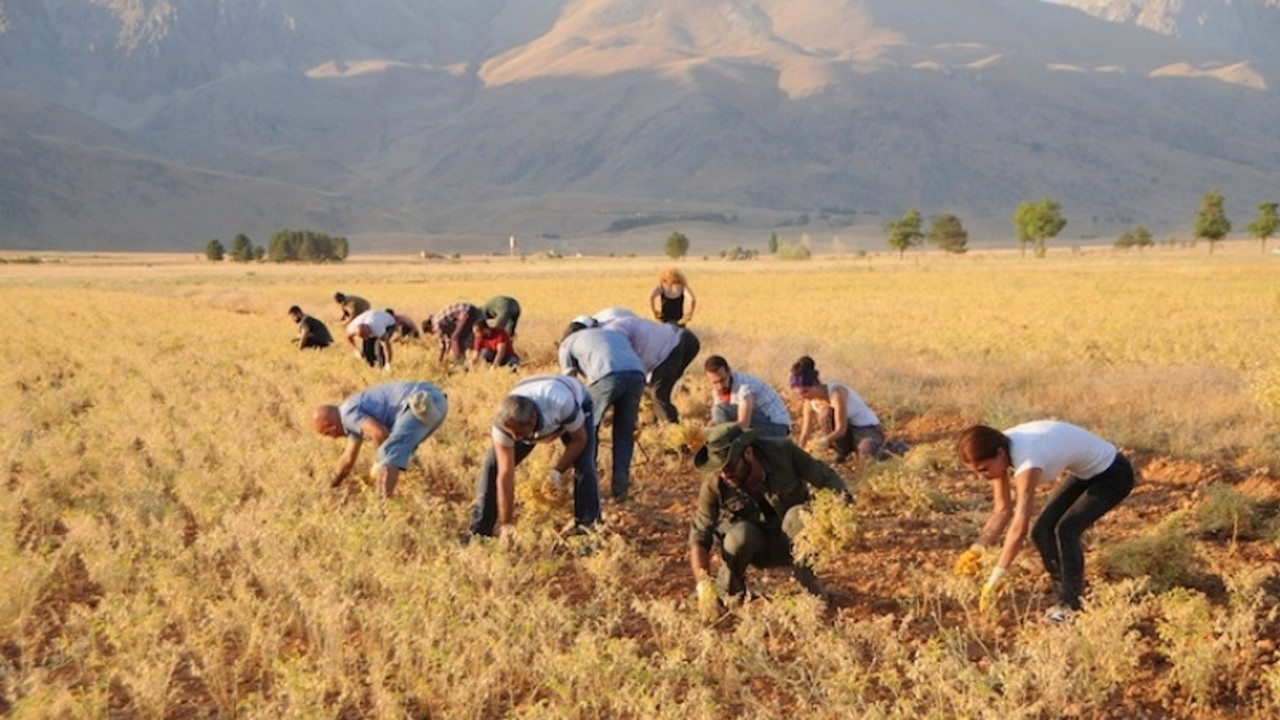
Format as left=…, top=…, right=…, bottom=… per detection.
left=689, top=423, right=851, bottom=606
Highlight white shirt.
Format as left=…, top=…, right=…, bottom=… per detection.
left=346, top=309, right=395, bottom=338
left=816, top=382, right=879, bottom=427
left=491, top=375, right=588, bottom=448
left=593, top=307, right=638, bottom=324
left=603, top=316, right=681, bottom=375
left=715, top=372, right=791, bottom=427
left=1005, top=420, right=1117, bottom=481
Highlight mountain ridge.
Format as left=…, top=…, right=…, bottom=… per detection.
left=2, top=0, right=1278, bottom=251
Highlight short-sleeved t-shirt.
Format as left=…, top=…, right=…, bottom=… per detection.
left=340, top=295, right=371, bottom=319
left=558, top=327, right=645, bottom=382
left=339, top=382, right=438, bottom=438
left=298, top=315, right=333, bottom=345
left=1005, top=420, right=1117, bottom=481
left=818, top=382, right=879, bottom=427
left=714, top=372, right=791, bottom=427
left=491, top=375, right=588, bottom=448
left=474, top=328, right=516, bottom=356
left=347, top=309, right=395, bottom=338
left=603, top=317, right=681, bottom=374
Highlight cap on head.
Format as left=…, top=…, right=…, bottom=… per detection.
left=693, top=423, right=759, bottom=474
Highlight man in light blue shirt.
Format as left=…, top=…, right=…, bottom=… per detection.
left=559, top=323, right=647, bottom=502
left=312, top=381, right=448, bottom=498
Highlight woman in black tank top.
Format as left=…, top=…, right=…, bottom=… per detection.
left=649, top=267, right=697, bottom=326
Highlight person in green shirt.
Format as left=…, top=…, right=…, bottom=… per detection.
left=688, top=423, right=851, bottom=605
left=333, top=291, right=371, bottom=322
left=482, top=295, right=522, bottom=338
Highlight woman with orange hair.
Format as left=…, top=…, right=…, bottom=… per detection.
left=649, top=267, right=697, bottom=326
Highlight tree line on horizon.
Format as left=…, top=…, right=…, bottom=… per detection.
left=204, top=229, right=349, bottom=262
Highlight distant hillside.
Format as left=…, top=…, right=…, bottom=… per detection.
left=1, top=0, right=1278, bottom=250
left=1059, top=1, right=1280, bottom=64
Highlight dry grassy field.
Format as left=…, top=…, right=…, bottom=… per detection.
left=2, top=244, right=1279, bottom=719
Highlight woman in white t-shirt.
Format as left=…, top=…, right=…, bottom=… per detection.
left=956, top=421, right=1135, bottom=623
left=790, top=356, right=885, bottom=463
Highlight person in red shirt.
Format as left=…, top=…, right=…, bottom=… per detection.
left=468, top=318, right=519, bottom=370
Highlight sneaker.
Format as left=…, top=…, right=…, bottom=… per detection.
left=1044, top=605, right=1074, bottom=625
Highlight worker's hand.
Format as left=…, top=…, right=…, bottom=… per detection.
left=368, top=462, right=384, bottom=482
left=352, top=349, right=363, bottom=361
left=548, top=469, right=563, bottom=490
left=979, top=566, right=1007, bottom=614
left=382, top=362, right=392, bottom=373
left=954, top=547, right=984, bottom=577
left=652, top=310, right=663, bottom=321
left=498, top=524, right=518, bottom=548
left=679, top=315, right=691, bottom=327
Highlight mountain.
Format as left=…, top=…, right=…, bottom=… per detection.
left=2, top=0, right=1279, bottom=251
left=1058, top=1, right=1280, bottom=65
left=0, top=92, right=396, bottom=250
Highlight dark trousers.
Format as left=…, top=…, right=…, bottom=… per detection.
left=1031, top=453, right=1134, bottom=610
left=469, top=404, right=600, bottom=536
left=833, top=423, right=885, bottom=462
left=717, top=506, right=822, bottom=597
left=648, top=329, right=700, bottom=424
left=360, top=337, right=386, bottom=367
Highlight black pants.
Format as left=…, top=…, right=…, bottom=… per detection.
left=648, top=329, right=700, bottom=424
left=1031, top=453, right=1134, bottom=610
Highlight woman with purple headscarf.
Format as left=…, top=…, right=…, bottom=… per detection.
left=789, top=356, right=886, bottom=463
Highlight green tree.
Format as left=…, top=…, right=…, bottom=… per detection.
left=204, top=239, right=224, bottom=261
left=1114, top=225, right=1152, bottom=252
left=1012, top=198, right=1067, bottom=258
left=767, top=231, right=779, bottom=254
left=883, top=207, right=924, bottom=259
left=1247, top=201, right=1278, bottom=254
left=927, top=214, right=968, bottom=254
left=664, top=232, right=690, bottom=259
left=1193, top=188, right=1231, bottom=254
left=228, top=233, right=254, bottom=262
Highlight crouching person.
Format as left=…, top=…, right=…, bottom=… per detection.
left=689, top=423, right=851, bottom=606
left=469, top=375, right=601, bottom=539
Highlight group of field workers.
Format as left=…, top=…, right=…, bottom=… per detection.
left=300, top=267, right=1133, bottom=625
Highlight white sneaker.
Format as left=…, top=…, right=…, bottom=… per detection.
left=1045, top=605, right=1074, bottom=625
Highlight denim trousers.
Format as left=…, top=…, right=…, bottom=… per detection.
left=588, top=370, right=646, bottom=499
left=469, top=400, right=600, bottom=536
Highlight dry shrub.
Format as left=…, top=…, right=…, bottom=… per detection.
left=1098, top=512, right=1203, bottom=592
left=790, top=490, right=861, bottom=573
left=1156, top=588, right=1220, bottom=706
left=1195, top=482, right=1266, bottom=541
left=857, top=463, right=956, bottom=517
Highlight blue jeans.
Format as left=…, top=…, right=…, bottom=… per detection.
left=376, top=387, right=449, bottom=469
left=469, top=400, right=600, bottom=536
left=712, top=403, right=789, bottom=438
left=588, top=370, right=646, bottom=500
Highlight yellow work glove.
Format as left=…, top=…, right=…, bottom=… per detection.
left=979, top=566, right=1007, bottom=614
left=954, top=547, right=983, bottom=577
